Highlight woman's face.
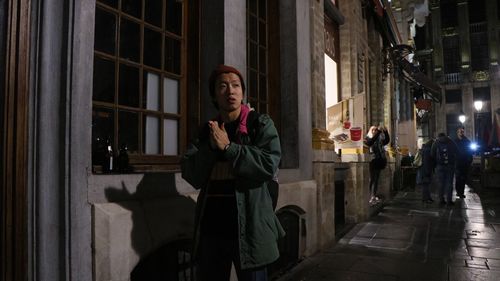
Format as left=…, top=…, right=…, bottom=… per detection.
left=214, top=73, right=244, bottom=113
left=371, top=127, right=378, bottom=135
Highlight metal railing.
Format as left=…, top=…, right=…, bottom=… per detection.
left=443, top=72, right=462, bottom=84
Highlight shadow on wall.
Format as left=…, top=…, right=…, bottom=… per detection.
left=103, top=173, right=196, bottom=280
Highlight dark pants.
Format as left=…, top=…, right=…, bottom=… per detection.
left=416, top=167, right=432, bottom=200
left=455, top=166, right=469, bottom=196
left=369, top=164, right=382, bottom=197
left=197, top=180, right=268, bottom=281
left=197, top=236, right=268, bottom=281
left=436, top=165, right=455, bottom=202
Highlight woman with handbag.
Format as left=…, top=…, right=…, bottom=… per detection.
left=364, top=125, right=390, bottom=205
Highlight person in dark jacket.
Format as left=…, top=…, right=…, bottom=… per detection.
left=431, top=133, right=459, bottom=206
left=181, top=65, right=284, bottom=281
left=453, top=126, right=473, bottom=198
left=416, top=138, right=435, bottom=203
left=364, top=125, right=390, bottom=205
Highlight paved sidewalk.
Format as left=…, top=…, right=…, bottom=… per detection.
left=276, top=185, right=500, bottom=281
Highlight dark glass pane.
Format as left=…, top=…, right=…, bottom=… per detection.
left=122, top=0, right=142, bottom=19
left=92, top=107, right=115, bottom=165
left=259, top=47, right=266, bottom=73
left=445, top=89, right=462, bottom=104
left=249, top=15, right=257, bottom=41
left=249, top=0, right=257, bottom=14
left=473, top=87, right=491, bottom=101
left=248, top=70, right=258, bottom=100
left=93, top=107, right=115, bottom=141
left=120, top=19, right=140, bottom=62
left=249, top=42, right=258, bottom=68
left=469, top=0, right=485, bottom=23
left=119, top=64, right=140, bottom=107
left=165, top=37, right=181, bottom=74
left=259, top=74, right=267, bottom=101
left=145, top=0, right=162, bottom=27
left=95, top=8, right=116, bottom=54
left=118, top=110, right=139, bottom=153
left=144, top=28, right=162, bottom=69
left=166, top=0, right=182, bottom=35
left=258, top=0, right=267, bottom=19
left=93, top=57, right=115, bottom=103
left=98, top=0, right=118, bottom=8
left=259, top=21, right=266, bottom=46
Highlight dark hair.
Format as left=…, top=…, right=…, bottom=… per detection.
left=208, top=64, right=246, bottom=109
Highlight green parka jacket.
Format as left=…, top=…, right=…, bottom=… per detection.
left=181, top=113, right=285, bottom=269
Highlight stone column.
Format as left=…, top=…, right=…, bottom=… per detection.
left=200, top=0, right=247, bottom=121
left=462, top=85, right=474, bottom=138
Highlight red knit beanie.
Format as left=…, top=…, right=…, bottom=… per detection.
left=208, top=64, right=246, bottom=98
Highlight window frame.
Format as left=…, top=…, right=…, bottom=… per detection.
left=92, top=0, right=190, bottom=173
left=246, top=0, right=281, bottom=130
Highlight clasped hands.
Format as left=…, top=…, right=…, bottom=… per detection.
left=208, top=121, right=230, bottom=151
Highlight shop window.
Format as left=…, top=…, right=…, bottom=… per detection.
left=92, top=0, right=187, bottom=173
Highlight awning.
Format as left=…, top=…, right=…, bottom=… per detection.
left=391, top=45, right=442, bottom=103
left=397, top=57, right=442, bottom=103
left=398, top=58, right=442, bottom=103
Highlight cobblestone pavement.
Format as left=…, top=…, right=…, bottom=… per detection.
left=276, top=185, right=500, bottom=281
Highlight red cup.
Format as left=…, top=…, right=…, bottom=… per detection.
left=350, top=127, right=362, bottom=141
left=343, top=120, right=351, bottom=129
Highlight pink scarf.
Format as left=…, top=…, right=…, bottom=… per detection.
left=214, top=104, right=251, bottom=140
left=237, top=104, right=251, bottom=135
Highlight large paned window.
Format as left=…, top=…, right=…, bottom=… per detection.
left=246, top=0, right=281, bottom=129
left=440, top=0, right=457, bottom=28
left=469, top=0, right=486, bottom=24
left=473, top=86, right=491, bottom=102
left=246, top=0, right=269, bottom=113
left=470, top=24, right=489, bottom=71
left=445, top=89, right=462, bottom=104
left=442, top=35, right=460, bottom=73
left=498, top=0, right=500, bottom=19
left=92, top=0, right=186, bottom=172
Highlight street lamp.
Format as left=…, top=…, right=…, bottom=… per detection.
left=458, top=114, right=466, bottom=124
left=474, top=100, right=483, bottom=112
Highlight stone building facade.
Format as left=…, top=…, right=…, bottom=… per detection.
left=421, top=0, right=500, bottom=146
left=1, top=0, right=418, bottom=280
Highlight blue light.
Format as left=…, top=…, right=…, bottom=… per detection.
left=470, top=142, right=478, bottom=151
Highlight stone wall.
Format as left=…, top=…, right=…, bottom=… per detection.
left=310, top=0, right=327, bottom=129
